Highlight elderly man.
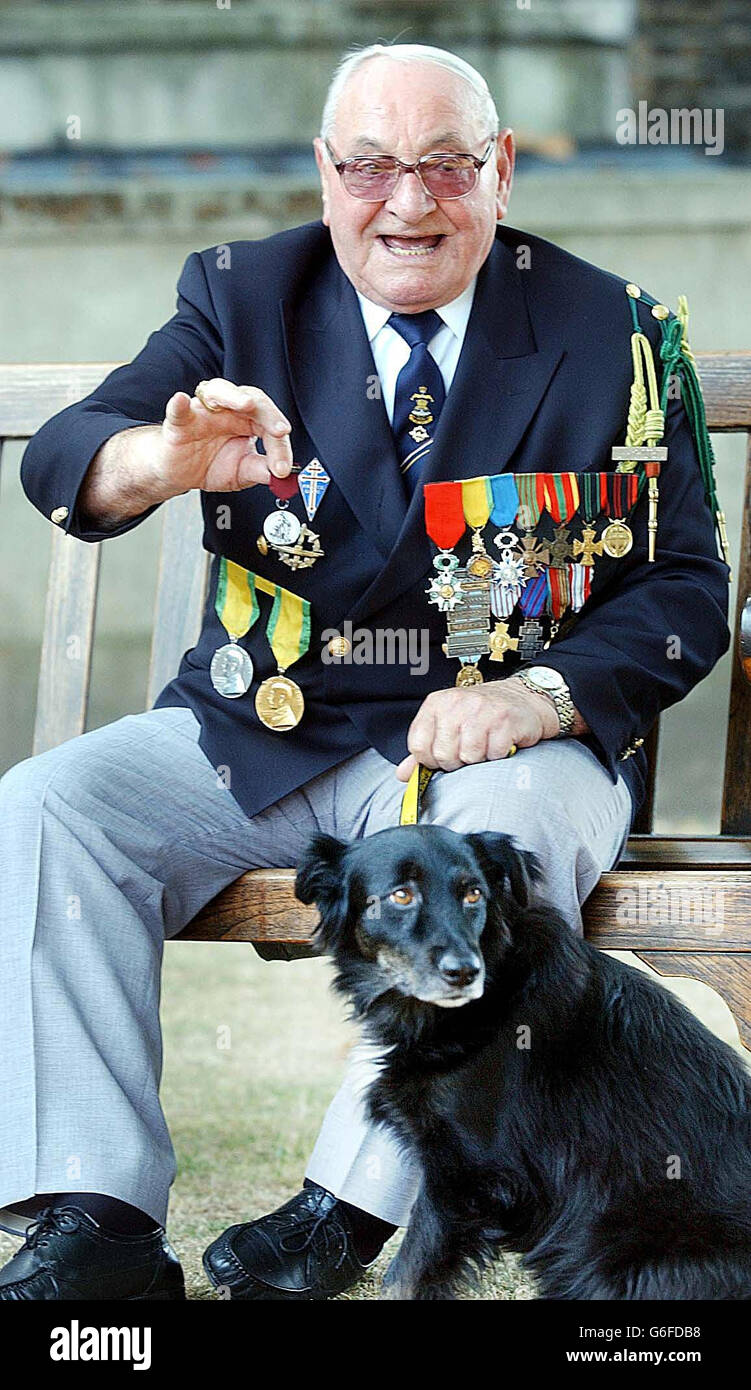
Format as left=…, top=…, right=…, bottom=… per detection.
left=0, top=43, right=728, bottom=1301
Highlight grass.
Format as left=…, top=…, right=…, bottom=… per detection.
left=0, top=944, right=534, bottom=1300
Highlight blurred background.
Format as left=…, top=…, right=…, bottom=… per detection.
left=1, top=0, right=750, bottom=1298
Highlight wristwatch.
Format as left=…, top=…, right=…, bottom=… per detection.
left=516, top=666, right=576, bottom=736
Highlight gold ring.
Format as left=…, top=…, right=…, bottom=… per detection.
left=195, top=386, right=222, bottom=413
left=507, top=743, right=518, bottom=758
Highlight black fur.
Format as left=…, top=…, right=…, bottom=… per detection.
left=296, top=825, right=751, bottom=1300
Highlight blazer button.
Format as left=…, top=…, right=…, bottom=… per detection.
left=327, top=635, right=351, bottom=658
left=50, top=505, right=69, bottom=525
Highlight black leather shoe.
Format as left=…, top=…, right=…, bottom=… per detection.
left=203, top=1184, right=372, bottom=1300
left=0, top=1206, right=185, bottom=1301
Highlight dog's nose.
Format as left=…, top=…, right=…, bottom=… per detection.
left=437, top=951, right=481, bottom=988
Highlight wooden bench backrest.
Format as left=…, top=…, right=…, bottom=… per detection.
left=2, top=354, right=751, bottom=834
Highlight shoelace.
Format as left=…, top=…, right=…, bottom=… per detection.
left=265, top=1194, right=350, bottom=1271
left=24, top=1206, right=82, bottom=1250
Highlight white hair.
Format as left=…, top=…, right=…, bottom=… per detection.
left=320, top=43, right=499, bottom=141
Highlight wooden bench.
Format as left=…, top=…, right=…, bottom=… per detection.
left=3, top=357, right=751, bottom=1044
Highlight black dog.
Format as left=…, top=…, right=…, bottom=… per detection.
left=296, top=824, right=751, bottom=1300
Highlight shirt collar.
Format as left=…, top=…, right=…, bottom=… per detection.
left=356, top=275, right=478, bottom=343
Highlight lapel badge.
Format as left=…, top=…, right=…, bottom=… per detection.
left=298, top=457, right=331, bottom=522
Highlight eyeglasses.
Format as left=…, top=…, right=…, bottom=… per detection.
left=324, top=138, right=497, bottom=202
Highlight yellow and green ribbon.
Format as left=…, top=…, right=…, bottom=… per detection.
left=215, top=556, right=310, bottom=671
left=265, top=581, right=311, bottom=674
left=215, top=558, right=260, bottom=639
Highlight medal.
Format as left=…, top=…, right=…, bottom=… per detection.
left=601, top=520, right=633, bottom=558
left=263, top=505, right=302, bottom=548
left=254, top=581, right=311, bottom=732
left=210, top=643, right=254, bottom=699
left=297, top=457, right=331, bottom=521
left=211, top=558, right=260, bottom=698
left=255, top=674, right=305, bottom=731
left=259, top=468, right=325, bottom=568
left=427, top=551, right=464, bottom=612
left=489, top=621, right=520, bottom=663
left=490, top=531, right=524, bottom=617
left=601, top=472, right=639, bottom=558
left=517, top=570, right=549, bottom=659
left=518, top=619, right=546, bottom=660
left=548, top=523, right=573, bottom=568
left=518, top=529, right=550, bottom=579
left=612, top=446, right=667, bottom=564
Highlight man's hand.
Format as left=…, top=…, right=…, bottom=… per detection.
left=156, top=380, right=294, bottom=495
left=78, top=379, right=294, bottom=529
left=395, top=676, right=566, bottom=782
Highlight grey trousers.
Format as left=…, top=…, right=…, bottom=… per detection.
left=0, top=704, right=632, bottom=1228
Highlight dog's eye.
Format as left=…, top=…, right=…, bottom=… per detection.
left=463, top=885, right=483, bottom=904
left=388, top=887, right=414, bottom=907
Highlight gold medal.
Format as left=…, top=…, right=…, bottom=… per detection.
left=601, top=520, right=633, bottom=558
left=255, top=674, right=305, bottom=731
left=456, top=663, right=483, bottom=687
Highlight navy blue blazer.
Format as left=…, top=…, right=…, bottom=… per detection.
left=21, top=222, right=730, bottom=826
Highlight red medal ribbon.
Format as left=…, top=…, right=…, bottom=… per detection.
left=535, top=473, right=549, bottom=518
left=548, top=566, right=571, bottom=619
left=424, top=481, right=466, bottom=550
left=268, top=468, right=300, bottom=501
left=544, top=473, right=579, bottom=522
left=603, top=472, right=638, bottom=517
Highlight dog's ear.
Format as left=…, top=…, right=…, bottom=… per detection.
left=295, top=833, right=348, bottom=909
left=466, top=832, right=542, bottom=908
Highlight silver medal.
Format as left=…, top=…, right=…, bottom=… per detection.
left=263, top=508, right=302, bottom=548
left=210, top=642, right=254, bottom=698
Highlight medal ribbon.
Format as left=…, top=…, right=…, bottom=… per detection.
left=603, top=472, right=638, bottom=517
left=519, top=570, right=548, bottom=617
left=548, top=566, right=571, bottom=619
left=264, top=583, right=311, bottom=673
left=544, top=473, right=580, bottom=522
left=489, top=474, right=520, bottom=527
left=424, top=481, right=465, bottom=550
left=215, top=558, right=260, bottom=639
left=569, top=563, right=592, bottom=612
left=462, top=476, right=492, bottom=529
left=515, top=472, right=545, bottom=528
left=580, top=472, right=602, bottom=522
left=490, top=577, right=522, bottom=619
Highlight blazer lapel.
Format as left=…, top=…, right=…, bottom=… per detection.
left=281, top=257, right=407, bottom=559
left=349, top=236, right=565, bottom=622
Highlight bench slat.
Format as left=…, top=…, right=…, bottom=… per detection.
left=33, top=529, right=101, bottom=754
left=694, top=352, right=751, bottom=431
left=0, top=364, right=119, bottom=438
left=181, top=865, right=751, bottom=951
left=147, top=490, right=210, bottom=708
left=722, top=434, right=751, bottom=833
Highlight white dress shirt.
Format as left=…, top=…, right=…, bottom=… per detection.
left=356, top=277, right=477, bottom=425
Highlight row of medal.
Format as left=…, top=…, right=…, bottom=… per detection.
left=422, top=470, right=643, bottom=687
left=209, top=558, right=311, bottom=730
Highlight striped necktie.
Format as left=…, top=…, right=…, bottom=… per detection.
left=389, top=310, right=446, bottom=497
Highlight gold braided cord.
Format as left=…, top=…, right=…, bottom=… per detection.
left=620, top=331, right=664, bottom=467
